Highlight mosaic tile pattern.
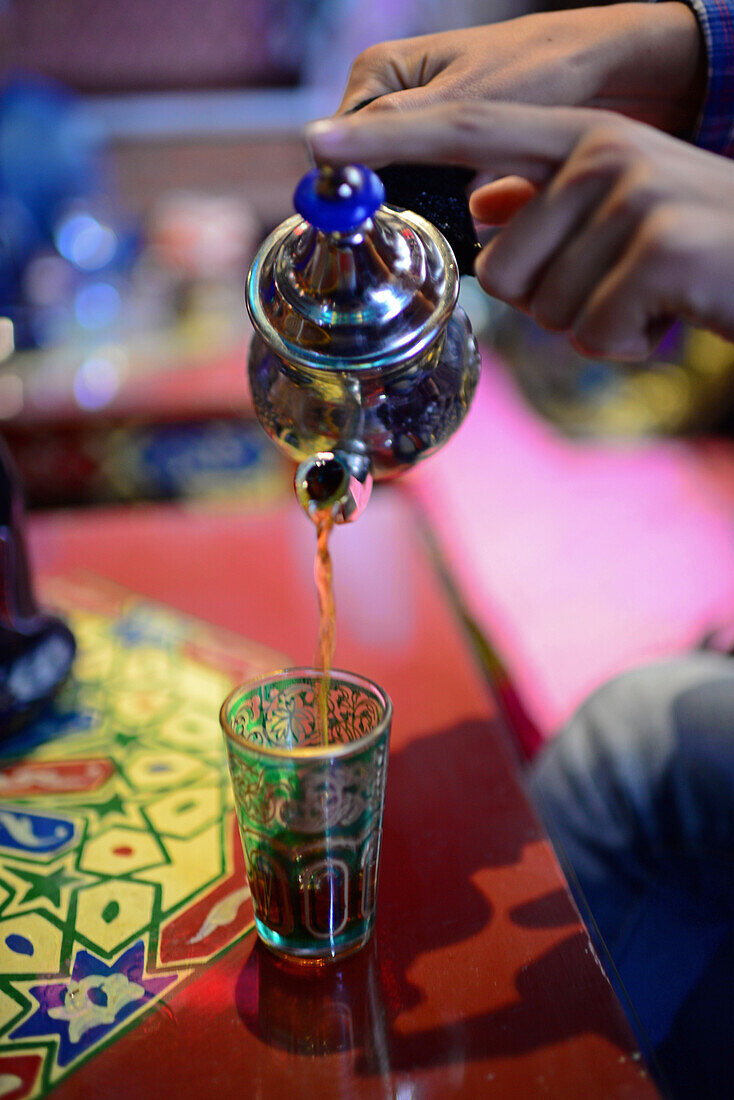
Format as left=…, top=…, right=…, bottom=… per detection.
left=0, top=576, right=285, bottom=1097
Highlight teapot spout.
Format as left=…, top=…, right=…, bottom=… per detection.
left=295, top=451, right=372, bottom=525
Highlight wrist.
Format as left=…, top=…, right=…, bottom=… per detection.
left=592, top=2, right=706, bottom=133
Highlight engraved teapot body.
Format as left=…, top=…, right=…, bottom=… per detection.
left=246, top=165, right=480, bottom=521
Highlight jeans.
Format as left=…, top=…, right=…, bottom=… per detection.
left=528, top=654, right=734, bottom=1098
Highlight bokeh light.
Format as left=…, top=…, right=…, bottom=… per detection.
left=74, top=282, right=121, bottom=329
left=55, top=213, right=118, bottom=272
left=0, top=373, right=23, bottom=419
left=72, top=354, right=121, bottom=409
left=0, top=318, right=15, bottom=361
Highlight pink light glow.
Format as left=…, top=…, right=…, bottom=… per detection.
left=410, top=351, right=734, bottom=744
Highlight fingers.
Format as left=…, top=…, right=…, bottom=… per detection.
left=337, top=46, right=403, bottom=115
left=478, top=193, right=679, bottom=360
left=474, top=169, right=610, bottom=308
left=336, top=41, right=440, bottom=115
left=571, top=231, right=669, bottom=359
left=528, top=176, right=646, bottom=331
left=338, top=78, right=399, bottom=118
left=305, top=92, right=734, bottom=360
left=306, top=101, right=590, bottom=179
left=469, top=177, right=538, bottom=225
left=339, top=85, right=455, bottom=118
left=573, top=205, right=734, bottom=357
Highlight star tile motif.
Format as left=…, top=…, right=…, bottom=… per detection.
left=0, top=583, right=278, bottom=1096
left=48, top=972, right=145, bottom=1043
left=10, top=940, right=177, bottom=1070
left=0, top=855, right=97, bottom=923
left=71, top=785, right=148, bottom=835
left=13, top=865, right=84, bottom=907
left=75, top=791, right=126, bottom=821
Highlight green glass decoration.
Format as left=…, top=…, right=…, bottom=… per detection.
left=220, top=668, right=392, bottom=964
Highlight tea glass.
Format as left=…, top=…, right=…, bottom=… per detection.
left=220, top=668, right=391, bottom=963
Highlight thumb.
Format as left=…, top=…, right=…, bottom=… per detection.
left=339, top=81, right=459, bottom=118
left=469, top=177, right=538, bottom=225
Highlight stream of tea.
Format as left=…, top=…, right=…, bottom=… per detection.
left=314, top=514, right=335, bottom=745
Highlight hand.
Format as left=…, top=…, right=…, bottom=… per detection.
left=336, top=4, right=705, bottom=136
left=307, top=103, right=734, bottom=360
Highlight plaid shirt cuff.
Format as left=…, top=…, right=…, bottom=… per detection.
left=668, top=0, right=734, bottom=156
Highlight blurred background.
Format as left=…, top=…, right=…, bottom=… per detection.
left=4, top=0, right=734, bottom=743
left=4, top=0, right=734, bottom=513
left=0, top=0, right=504, bottom=509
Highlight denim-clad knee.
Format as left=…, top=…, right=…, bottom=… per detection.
left=530, top=653, right=734, bottom=918
left=528, top=653, right=734, bottom=1070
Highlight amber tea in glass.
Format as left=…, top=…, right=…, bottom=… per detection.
left=221, top=668, right=391, bottom=963
left=314, top=514, right=335, bottom=744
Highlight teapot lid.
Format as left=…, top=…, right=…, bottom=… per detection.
left=246, top=164, right=459, bottom=372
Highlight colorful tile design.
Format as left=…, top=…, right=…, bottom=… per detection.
left=10, top=940, right=178, bottom=1071
left=0, top=575, right=287, bottom=1098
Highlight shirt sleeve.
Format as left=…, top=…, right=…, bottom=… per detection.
left=670, top=0, right=734, bottom=156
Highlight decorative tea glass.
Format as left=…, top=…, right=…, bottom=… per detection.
left=220, top=668, right=392, bottom=964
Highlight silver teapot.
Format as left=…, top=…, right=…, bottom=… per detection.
left=246, top=164, right=480, bottom=522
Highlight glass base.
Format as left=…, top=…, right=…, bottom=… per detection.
left=255, top=917, right=373, bottom=966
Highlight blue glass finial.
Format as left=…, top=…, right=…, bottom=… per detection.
left=293, top=165, right=385, bottom=234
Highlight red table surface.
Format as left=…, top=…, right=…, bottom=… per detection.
left=28, top=489, right=657, bottom=1098
left=6, top=343, right=252, bottom=431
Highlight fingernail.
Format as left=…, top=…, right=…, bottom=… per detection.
left=304, top=118, right=346, bottom=154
